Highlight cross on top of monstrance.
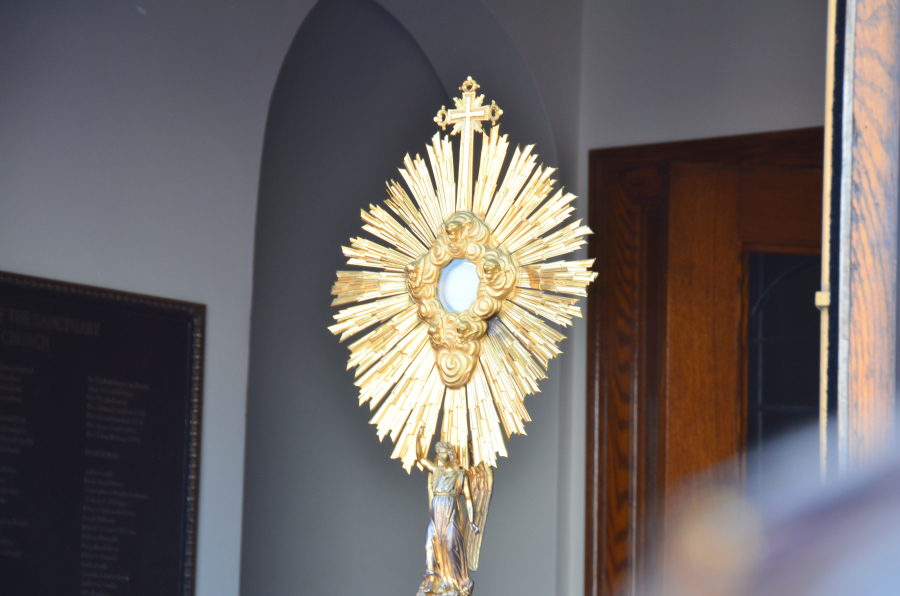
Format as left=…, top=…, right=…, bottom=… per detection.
left=434, top=77, right=503, bottom=212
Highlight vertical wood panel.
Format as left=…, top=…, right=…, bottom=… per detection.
left=586, top=164, right=665, bottom=596
left=603, top=174, right=638, bottom=593
left=664, top=164, right=743, bottom=488
left=586, top=163, right=613, bottom=596
left=586, top=170, right=639, bottom=596
left=845, top=0, right=900, bottom=466
left=634, top=202, right=666, bottom=594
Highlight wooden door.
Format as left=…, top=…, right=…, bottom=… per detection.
left=585, top=129, right=823, bottom=596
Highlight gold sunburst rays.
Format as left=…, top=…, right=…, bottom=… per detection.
left=472, top=126, right=508, bottom=217
left=518, top=260, right=597, bottom=296
left=331, top=77, right=596, bottom=472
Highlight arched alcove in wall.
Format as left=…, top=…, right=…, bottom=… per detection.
left=240, top=1, right=564, bottom=595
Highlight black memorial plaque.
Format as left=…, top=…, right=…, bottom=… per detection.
left=0, top=272, right=203, bottom=596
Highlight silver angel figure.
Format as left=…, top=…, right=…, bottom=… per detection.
left=416, top=427, right=493, bottom=596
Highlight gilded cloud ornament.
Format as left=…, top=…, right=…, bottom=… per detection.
left=406, top=211, right=518, bottom=389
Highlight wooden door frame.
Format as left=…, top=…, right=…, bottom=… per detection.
left=584, top=128, right=824, bottom=596
left=828, top=0, right=900, bottom=469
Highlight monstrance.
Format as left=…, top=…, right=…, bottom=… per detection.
left=329, top=78, right=596, bottom=596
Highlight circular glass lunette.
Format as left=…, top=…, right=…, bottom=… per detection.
left=437, top=259, right=480, bottom=313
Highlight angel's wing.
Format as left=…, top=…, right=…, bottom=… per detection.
left=465, top=462, right=494, bottom=571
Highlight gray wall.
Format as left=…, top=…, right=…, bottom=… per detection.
left=0, top=1, right=828, bottom=596
left=579, top=0, right=827, bottom=152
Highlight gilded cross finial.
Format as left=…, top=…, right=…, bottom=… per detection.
left=434, top=77, right=502, bottom=211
